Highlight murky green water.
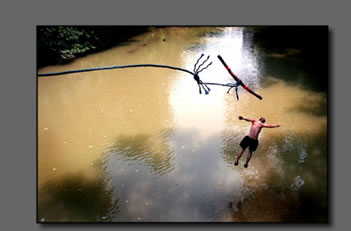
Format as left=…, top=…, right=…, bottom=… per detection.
left=38, top=27, right=327, bottom=222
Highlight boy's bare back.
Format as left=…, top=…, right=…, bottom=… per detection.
left=248, top=120, right=264, bottom=140
left=238, top=116, right=281, bottom=140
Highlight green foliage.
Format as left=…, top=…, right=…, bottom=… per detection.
left=37, top=26, right=149, bottom=68
left=38, top=26, right=98, bottom=62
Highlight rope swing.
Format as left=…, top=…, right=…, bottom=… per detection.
left=37, top=54, right=262, bottom=100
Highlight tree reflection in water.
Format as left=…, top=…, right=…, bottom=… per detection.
left=104, top=129, right=175, bottom=176
left=38, top=159, right=120, bottom=222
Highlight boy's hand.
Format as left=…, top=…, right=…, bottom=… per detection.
left=238, top=116, right=243, bottom=120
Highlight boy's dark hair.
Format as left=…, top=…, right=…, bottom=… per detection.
left=259, top=117, right=266, bottom=123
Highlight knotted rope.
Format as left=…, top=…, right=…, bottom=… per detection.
left=38, top=54, right=254, bottom=100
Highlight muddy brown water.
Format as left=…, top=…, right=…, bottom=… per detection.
left=38, top=27, right=327, bottom=222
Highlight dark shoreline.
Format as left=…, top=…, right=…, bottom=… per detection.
left=37, top=26, right=152, bottom=69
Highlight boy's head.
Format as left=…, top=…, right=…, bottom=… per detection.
left=259, top=117, right=266, bottom=123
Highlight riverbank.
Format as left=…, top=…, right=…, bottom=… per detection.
left=37, top=26, right=151, bottom=68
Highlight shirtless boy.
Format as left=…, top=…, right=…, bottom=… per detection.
left=234, top=116, right=282, bottom=168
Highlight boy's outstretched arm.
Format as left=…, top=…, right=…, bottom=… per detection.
left=262, top=123, right=282, bottom=128
left=238, top=116, right=255, bottom=122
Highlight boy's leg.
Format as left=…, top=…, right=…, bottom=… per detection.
left=234, top=148, right=245, bottom=165
left=244, top=150, right=253, bottom=168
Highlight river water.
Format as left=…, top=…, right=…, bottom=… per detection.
left=37, top=27, right=327, bottom=222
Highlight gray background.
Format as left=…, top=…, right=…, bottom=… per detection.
left=0, top=0, right=349, bottom=230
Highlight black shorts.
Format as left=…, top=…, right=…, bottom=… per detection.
left=240, top=136, right=259, bottom=151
